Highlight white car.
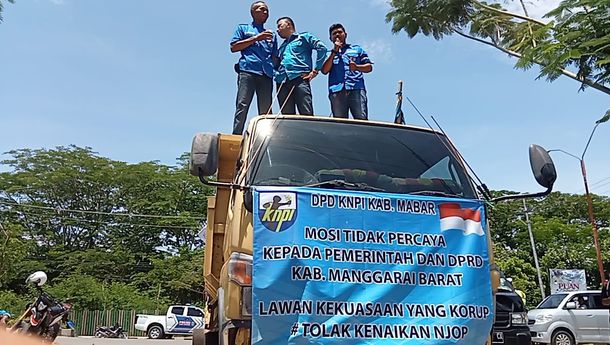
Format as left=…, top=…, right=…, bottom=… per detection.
left=135, top=305, right=205, bottom=339
left=528, top=290, right=609, bottom=345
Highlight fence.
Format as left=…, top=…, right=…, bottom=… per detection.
left=70, top=309, right=161, bottom=337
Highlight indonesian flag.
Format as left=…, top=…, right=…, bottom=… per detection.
left=439, top=203, right=484, bottom=236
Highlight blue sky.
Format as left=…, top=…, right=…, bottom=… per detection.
left=0, top=0, right=608, bottom=196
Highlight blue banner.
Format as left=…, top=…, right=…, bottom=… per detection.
left=252, top=187, right=493, bottom=344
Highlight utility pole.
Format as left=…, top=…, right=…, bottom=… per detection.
left=523, top=199, right=545, bottom=299
left=548, top=111, right=609, bottom=283
left=581, top=158, right=605, bottom=283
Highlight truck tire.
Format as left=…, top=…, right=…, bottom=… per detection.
left=207, top=332, right=219, bottom=345
left=147, top=324, right=165, bottom=339
left=193, top=329, right=219, bottom=345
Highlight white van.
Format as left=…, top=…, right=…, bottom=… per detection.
left=528, top=290, right=609, bottom=345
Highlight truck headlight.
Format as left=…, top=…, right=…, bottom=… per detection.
left=228, top=252, right=252, bottom=286
left=535, top=314, right=553, bottom=324
left=511, top=312, right=527, bottom=325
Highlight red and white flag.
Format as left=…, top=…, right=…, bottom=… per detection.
left=439, top=203, right=484, bottom=236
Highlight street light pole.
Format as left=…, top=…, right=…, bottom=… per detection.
left=523, top=199, right=546, bottom=299
left=580, top=158, right=605, bottom=283
left=548, top=110, right=609, bottom=283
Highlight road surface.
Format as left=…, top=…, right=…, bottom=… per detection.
left=55, top=337, right=191, bottom=345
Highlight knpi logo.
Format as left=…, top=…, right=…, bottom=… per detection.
left=258, top=192, right=297, bottom=232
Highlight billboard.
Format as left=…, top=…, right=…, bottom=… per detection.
left=550, top=269, right=587, bottom=293
left=252, top=187, right=493, bottom=344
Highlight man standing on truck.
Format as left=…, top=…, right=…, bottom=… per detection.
left=274, top=17, right=328, bottom=115
left=322, top=23, right=373, bottom=120
left=230, top=1, right=277, bottom=135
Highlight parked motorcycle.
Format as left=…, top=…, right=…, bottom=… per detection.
left=10, top=271, right=72, bottom=343
left=94, top=323, right=127, bottom=338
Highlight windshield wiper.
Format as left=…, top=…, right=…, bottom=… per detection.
left=305, top=179, right=386, bottom=192
left=409, top=190, right=463, bottom=198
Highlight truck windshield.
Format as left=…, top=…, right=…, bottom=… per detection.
left=248, top=118, right=477, bottom=198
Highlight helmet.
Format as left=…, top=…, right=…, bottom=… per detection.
left=26, top=271, right=47, bottom=286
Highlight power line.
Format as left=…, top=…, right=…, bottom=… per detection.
left=0, top=200, right=205, bottom=220
left=591, top=180, right=610, bottom=191
left=5, top=208, right=202, bottom=230
left=590, top=176, right=610, bottom=188
left=571, top=176, right=610, bottom=194
left=597, top=188, right=610, bottom=196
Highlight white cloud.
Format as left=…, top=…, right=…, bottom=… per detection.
left=361, top=38, right=394, bottom=63
left=497, top=0, right=561, bottom=20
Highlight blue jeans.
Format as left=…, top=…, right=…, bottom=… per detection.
left=276, top=77, right=314, bottom=115
left=329, top=89, right=368, bottom=120
left=233, top=72, right=273, bottom=135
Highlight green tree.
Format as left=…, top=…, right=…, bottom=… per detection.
left=0, top=222, right=42, bottom=291
left=46, top=274, right=162, bottom=310
left=386, top=0, right=610, bottom=95
left=132, top=248, right=204, bottom=306
left=0, top=0, right=15, bottom=23
left=0, top=290, right=30, bottom=315
left=0, top=146, right=212, bottom=308
left=494, top=245, right=541, bottom=307
left=488, top=192, right=610, bottom=307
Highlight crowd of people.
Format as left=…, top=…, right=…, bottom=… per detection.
left=230, top=1, right=374, bottom=134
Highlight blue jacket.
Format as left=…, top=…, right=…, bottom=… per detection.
left=275, top=32, right=328, bottom=83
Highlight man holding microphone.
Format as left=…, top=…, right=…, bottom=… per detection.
left=230, top=1, right=277, bottom=134
left=322, top=23, right=373, bottom=120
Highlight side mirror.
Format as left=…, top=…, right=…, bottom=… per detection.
left=491, top=144, right=557, bottom=202
left=189, top=133, right=219, bottom=177
left=565, top=301, right=576, bottom=310
left=529, top=144, right=557, bottom=189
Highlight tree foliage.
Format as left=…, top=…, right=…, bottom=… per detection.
left=0, top=146, right=212, bottom=311
left=386, top=0, right=610, bottom=95
left=488, top=191, right=610, bottom=307
left=0, top=0, right=14, bottom=23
